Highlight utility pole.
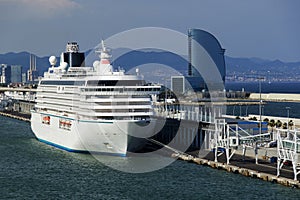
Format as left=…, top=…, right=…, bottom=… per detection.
left=258, top=76, right=264, bottom=140
left=286, top=107, right=290, bottom=130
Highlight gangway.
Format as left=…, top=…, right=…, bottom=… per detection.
left=277, top=129, right=300, bottom=180
left=210, top=118, right=238, bottom=164
left=209, top=118, right=271, bottom=164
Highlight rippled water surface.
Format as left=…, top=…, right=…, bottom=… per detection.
left=1, top=116, right=300, bottom=199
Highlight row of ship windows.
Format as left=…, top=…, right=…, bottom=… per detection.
left=40, top=80, right=147, bottom=86
left=92, top=102, right=151, bottom=106
left=37, top=101, right=150, bottom=110
left=94, top=109, right=150, bottom=113
left=97, top=116, right=150, bottom=120
left=39, top=105, right=150, bottom=114
left=40, top=80, right=85, bottom=86
left=41, top=113, right=152, bottom=121
left=41, top=114, right=150, bottom=123
left=87, top=80, right=145, bottom=86
left=88, top=95, right=150, bottom=99
left=81, top=88, right=160, bottom=92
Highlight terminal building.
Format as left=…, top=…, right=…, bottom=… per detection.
left=171, top=76, right=185, bottom=95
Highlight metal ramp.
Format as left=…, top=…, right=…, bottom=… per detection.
left=277, top=129, right=300, bottom=180
left=209, top=118, right=271, bottom=164
left=209, top=118, right=238, bottom=164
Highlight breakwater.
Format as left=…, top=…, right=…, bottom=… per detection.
left=250, top=93, right=300, bottom=102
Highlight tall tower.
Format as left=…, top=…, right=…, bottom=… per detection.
left=30, top=53, right=36, bottom=71
left=27, top=54, right=38, bottom=82
left=187, top=29, right=226, bottom=91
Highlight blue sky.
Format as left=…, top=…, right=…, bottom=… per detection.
left=0, top=0, right=299, bottom=62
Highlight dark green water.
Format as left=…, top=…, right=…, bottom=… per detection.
left=1, top=116, right=300, bottom=199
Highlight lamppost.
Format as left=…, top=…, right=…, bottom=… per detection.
left=286, top=107, right=290, bottom=130
left=164, top=78, right=168, bottom=112
left=245, top=105, right=249, bottom=117
left=258, top=77, right=264, bottom=137
left=232, top=105, right=236, bottom=116
left=239, top=105, right=242, bottom=117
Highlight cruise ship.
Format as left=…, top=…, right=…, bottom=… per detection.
left=31, top=41, right=161, bottom=156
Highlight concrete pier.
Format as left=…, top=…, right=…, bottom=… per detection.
left=174, top=151, right=300, bottom=189
left=250, top=93, right=300, bottom=102
left=0, top=111, right=30, bottom=122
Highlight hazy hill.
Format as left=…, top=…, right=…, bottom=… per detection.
left=225, top=56, right=300, bottom=81
left=1, top=50, right=300, bottom=81
left=113, top=50, right=187, bottom=74
left=225, top=56, right=300, bottom=73
left=0, top=52, right=50, bottom=76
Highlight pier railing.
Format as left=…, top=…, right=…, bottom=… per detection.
left=201, top=118, right=272, bottom=164
left=153, top=102, right=223, bottom=123
left=277, top=129, right=300, bottom=180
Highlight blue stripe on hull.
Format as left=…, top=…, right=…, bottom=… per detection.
left=36, top=138, right=126, bottom=157
left=37, top=138, right=89, bottom=153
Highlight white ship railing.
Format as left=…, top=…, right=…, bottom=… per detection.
left=36, top=98, right=79, bottom=106
left=76, top=111, right=153, bottom=117
left=85, top=97, right=150, bottom=102
left=36, top=93, right=79, bottom=100
left=81, top=91, right=158, bottom=96
left=35, top=103, right=78, bottom=112
left=78, top=104, right=152, bottom=109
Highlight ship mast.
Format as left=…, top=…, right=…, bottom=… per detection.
left=93, top=40, right=113, bottom=74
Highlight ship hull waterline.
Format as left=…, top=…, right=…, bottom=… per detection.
left=31, top=111, right=156, bottom=156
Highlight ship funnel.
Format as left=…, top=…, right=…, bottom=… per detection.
left=61, top=42, right=85, bottom=67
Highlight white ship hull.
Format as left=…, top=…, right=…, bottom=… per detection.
left=31, top=112, right=155, bottom=156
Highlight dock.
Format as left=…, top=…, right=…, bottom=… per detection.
left=250, top=93, right=300, bottom=102
left=0, top=111, right=30, bottom=122
left=174, top=151, right=300, bottom=188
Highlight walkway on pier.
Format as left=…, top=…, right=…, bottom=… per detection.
left=0, top=111, right=30, bottom=122
left=0, top=87, right=36, bottom=92
left=200, top=151, right=298, bottom=181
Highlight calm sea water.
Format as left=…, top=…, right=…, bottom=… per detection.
left=226, top=81, right=300, bottom=93
left=226, top=101, right=300, bottom=119
left=1, top=116, right=300, bottom=199
left=226, top=82, right=300, bottom=118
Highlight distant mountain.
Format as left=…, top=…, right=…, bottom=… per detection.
left=112, top=50, right=188, bottom=74
left=225, top=56, right=300, bottom=73
left=0, top=50, right=189, bottom=76
left=1, top=50, right=300, bottom=81
left=225, top=56, right=300, bottom=81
